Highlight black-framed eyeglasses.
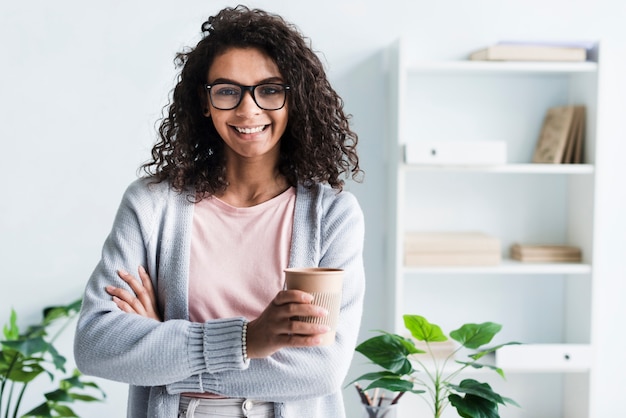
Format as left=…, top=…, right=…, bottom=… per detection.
left=204, top=82, right=290, bottom=111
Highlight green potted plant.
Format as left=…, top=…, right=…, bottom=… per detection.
left=351, top=314, right=520, bottom=418
left=0, top=299, right=105, bottom=418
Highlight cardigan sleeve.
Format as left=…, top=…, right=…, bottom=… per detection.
left=74, top=179, right=250, bottom=386
left=166, top=186, right=366, bottom=402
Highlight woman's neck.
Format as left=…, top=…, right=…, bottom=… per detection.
left=218, top=158, right=290, bottom=208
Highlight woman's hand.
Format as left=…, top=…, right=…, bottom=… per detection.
left=246, top=290, right=330, bottom=359
left=105, top=266, right=162, bottom=321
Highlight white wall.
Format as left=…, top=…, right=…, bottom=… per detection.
left=1, top=1, right=624, bottom=417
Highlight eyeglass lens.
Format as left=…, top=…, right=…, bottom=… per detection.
left=209, top=83, right=288, bottom=110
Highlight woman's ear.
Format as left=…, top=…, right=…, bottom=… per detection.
left=203, top=108, right=211, bottom=118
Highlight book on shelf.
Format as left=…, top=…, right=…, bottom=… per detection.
left=532, top=105, right=586, bottom=164
left=469, top=41, right=589, bottom=62
left=405, top=231, right=501, bottom=252
left=510, top=243, right=582, bottom=262
left=405, top=252, right=501, bottom=266
left=404, top=231, right=501, bottom=266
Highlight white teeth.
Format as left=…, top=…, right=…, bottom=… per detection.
left=235, top=125, right=265, bottom=134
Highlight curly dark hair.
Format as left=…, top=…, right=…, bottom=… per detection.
left=141, top=5, right=362, bottom=196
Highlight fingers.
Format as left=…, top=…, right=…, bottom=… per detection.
left=106, top=284, right=146, bottom=316
left=136, top=266, right=160, bottom=317
left=246, top=290, right=331, bottom=358
left=272, top=289, right=315, bottom=306
left=105, top=267, right=162, bottom=321
left=138, top=266, right=155, bottom=294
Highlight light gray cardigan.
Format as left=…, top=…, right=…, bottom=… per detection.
left=74, top=178, right=365, bottom=418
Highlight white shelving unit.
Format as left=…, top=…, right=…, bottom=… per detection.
left=386, top=39, right=599, bottom=418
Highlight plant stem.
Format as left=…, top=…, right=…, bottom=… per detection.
left=3, top=381, right=16, bottom=418
left=12, top=384, right=27, bottom=418
left=0, top=354, right=20, bottom=418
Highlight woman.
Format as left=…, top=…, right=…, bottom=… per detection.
left=74, top=6, right=365, bottom=418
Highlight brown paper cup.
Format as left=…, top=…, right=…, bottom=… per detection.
left=284, top=267, right=343, bottom=346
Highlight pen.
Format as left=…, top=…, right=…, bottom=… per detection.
left=354, top=383, right=372, bottom=406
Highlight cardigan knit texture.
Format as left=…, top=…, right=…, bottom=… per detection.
left=74, top=178, right=365, bottom=418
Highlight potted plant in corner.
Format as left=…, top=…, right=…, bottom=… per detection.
left=0, top=299, right=105, bottom=418
left=350, top=314, right=520, bottom=418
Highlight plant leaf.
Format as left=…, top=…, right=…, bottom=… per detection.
left=2, top=336, right=49, bottom=356
left=455, top=361, right=506, bottom=378
left=363, top=376, right=423, bottom=394
left=355, top=334, right=415, bottom=375
left=45, top=388, right=74, bottom=402
left=348, top=370, right=401, bottom=386
left=0, top=348, right=20, bottom=372
left=50, top=404, right=79, bottom=417
left=69, top=393, right=102, bottom=402
left=3, top=309, right=19, bottom=340
left=403, top=315, right=447, bottom=342
left=450, top=322, right=501, bottom=349
left=3, top=361, right=45, bottom=382
left=22, top=402, right=53, bottom=417
left=448, top=393, right=499, bottom=418
left=447, top=379, right=505, bottom=405
left=469, top=341, right=522, bottom=361
left=48, top=344, right=67, bottom=372
left=59, top=369, right=107, bottom=400
left=42, top=299, right=81, bottom=325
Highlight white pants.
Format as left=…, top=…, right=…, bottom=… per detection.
left=178, top=396, right=274, bottom=418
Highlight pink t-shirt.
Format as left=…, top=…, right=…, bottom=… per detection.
left=188, top=187, right=296, bottom=323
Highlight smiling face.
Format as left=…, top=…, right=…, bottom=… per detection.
left=205, top=47, right=288, bottom=164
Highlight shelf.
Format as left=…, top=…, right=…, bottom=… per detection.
left=405, top=60, right=598, bottom=74
left=388, top=39, right=600, bottom=417
left=404, top=259, right=591, bottom=275
left=401, top=163, right=594, bottom=174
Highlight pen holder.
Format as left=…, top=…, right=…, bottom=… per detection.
left=362, top=401, right=398, bottom=418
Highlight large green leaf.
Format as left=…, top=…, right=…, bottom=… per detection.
left=403, top=315, right=447, bottom=342
left=45, top=388, right=74, bottom=402
left=355, top=334, right=415, bottom=374
left=42, top=299, right=81, bottom=326
left=449, top=393, right=500, bottom=418
left=2, top=336, right=49, bottom=357
left=51, top=404, right=79, bottom=417
left=60, top=369, right=107, bottom=400
left=48, top=344, right=67, bottom=372
left=0, top=348, right=20, bottom=373
left=362, top=376, right=419, bottom=393
left=450, top=322, right=501, bottom=349
left=348, top=370, right=401, bottom=385
left=4, top=360, right=45, bottom=382
left=447, top=379, right=504, bottom=405
left=22, top=402, right=53, bottom=417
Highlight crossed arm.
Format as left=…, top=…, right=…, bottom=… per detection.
left=106, top=267, right=330, bottom=359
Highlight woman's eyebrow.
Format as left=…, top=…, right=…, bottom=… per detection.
left=208, top=76, right=285, bottom=85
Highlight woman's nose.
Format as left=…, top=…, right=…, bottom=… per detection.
left=235, top=90, right=261, bottom=116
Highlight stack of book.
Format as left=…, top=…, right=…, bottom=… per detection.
left=510, top=243, right=582, bottom=262
left=469, top=41, right=595, bottom=62
left=404, top=231, right=501, bottom=266
left=532, top=105, right=586, bottom=164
